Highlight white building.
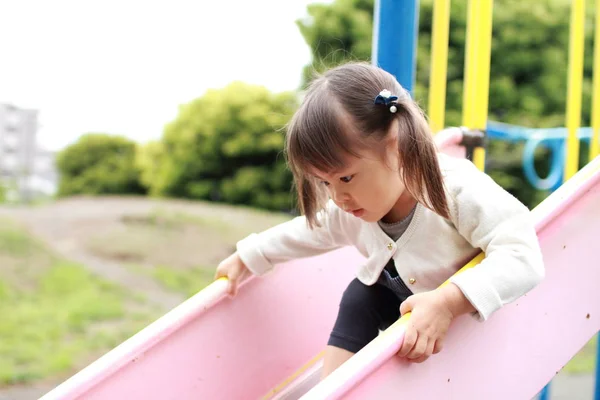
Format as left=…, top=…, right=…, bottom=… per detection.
left=0, top=103, right=58, bottom=202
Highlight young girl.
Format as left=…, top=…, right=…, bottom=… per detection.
left=215, top=62, right=544, bottom=377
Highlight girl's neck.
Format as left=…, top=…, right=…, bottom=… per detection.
left=381, top=191, right=418, bottom=224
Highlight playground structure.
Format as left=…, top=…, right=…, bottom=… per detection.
left=40, top=0, right=599, bottom=399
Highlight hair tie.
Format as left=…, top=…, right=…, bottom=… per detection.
left=374, top=89, right=398, bottom=113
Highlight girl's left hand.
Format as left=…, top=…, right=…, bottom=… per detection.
left=396, top=290, right=455, bottom=363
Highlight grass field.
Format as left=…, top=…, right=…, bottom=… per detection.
left=83, top=202, right=291, bottom=268
left=81, top=201, right=291, bottom=296
left=0, top=217, right=152, bottom=387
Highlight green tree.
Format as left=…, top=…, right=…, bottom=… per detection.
left=0, top=182, right=6, bottom=203
left=296, top=0, right=374, bottom=85
left=56, top=133, right=145, bottom=196
left=147, top=81, right=298, bottom=211
left=135, top=140, right=165, bottom=196
left=297, top=0, right=596, bottom=207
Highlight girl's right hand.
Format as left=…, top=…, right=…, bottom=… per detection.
left=214, top=252, right=252, bottom=297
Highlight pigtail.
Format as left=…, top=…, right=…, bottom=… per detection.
left=396, top=102, right=450, bottom=219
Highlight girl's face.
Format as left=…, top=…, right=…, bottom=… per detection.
left=311, top=136, right=412, bottom=223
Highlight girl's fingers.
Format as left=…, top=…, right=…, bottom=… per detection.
left=433, top=339, right=444, bottom=354
left=407, top=336, right=427, bottom=360
left=397, top=325, right=417, bottom=357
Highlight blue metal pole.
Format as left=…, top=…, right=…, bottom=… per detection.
left=594, top=333, right=600, bottom=400
left=372, top=0, right=420, bottom=95
left=538, top=384, right=550, bottom=400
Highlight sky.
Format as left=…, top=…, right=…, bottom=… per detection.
left=0, top=0, right=330, bottom=151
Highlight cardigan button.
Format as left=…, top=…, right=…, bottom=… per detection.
left=409, top=278, right=416, bottom=284
left=387, top=243, right=393, bottom=250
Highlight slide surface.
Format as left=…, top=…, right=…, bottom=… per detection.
left=303, top=154, right=600, bottom=400
left=40, top=131, right=599, bottom=400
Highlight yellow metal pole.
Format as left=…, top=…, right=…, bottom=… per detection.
left=461, top=0, right=494, bottom=171
left=462, top=0, right=477, bottom=130
left=472, top=0, right=493, bottom=170
left=591, top=0, right=600, bottom=161
left=564, top=0, right=585, bottom=180
left=428, top=0, right=451, bottom=133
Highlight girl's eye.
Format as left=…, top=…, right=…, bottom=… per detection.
left=321, top=181, right=330, bottom=186
left=340, top=175, right=353, bottom=183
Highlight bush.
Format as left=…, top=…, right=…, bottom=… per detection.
left=145, top=81, right=298, bottom=211
left=135, top=140, right=164, bottom=196
left=56, top=133, right=146, bottom=196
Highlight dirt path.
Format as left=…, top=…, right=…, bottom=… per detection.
left=0, top=198, right=186, bottom=311
left=0, top=383, right=56, bottom=400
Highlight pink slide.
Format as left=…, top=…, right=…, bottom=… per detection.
left=40, top=129, right=600, bottom=400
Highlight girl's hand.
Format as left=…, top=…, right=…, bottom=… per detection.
left=397, top=284, right=475, bottom=363
left=214, top=252, right=252, bottom=297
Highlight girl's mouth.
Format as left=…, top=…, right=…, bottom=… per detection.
left=351, top=208, right=365, bottom=217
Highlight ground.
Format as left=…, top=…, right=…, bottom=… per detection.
left=0, top=195, right=292, bottom=308
left=0, top=196, right=596, bottom=399
left=0, top=195, right=291, bottom=399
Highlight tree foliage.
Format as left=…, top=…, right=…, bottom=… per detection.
left=56, top=133, right=145, bottom=196
left=296, top=0, right=374, bottom=85
left=135, top=140, right=164, bottom=195
left=145, top=81, right=298, bottom=211
left=296, top=0, right=597, bottom=207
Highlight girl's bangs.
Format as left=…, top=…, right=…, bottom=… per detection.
left=286, top=96, right=359, bottom=178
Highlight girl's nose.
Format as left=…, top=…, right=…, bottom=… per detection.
left=331, top=188, right=350, bottom=204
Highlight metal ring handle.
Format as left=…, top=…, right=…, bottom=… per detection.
left=522, top=136, right=564, bottom=191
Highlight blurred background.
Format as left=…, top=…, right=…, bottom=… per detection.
left=0, top=0, right=598, bottom=398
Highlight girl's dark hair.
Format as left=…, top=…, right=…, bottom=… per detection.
left=286, top=61, right=449, bottom=228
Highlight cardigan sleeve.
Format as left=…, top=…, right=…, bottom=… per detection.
left=444, top=158, right=545, bottom=321
left=235, top=200, right=354, bottom=276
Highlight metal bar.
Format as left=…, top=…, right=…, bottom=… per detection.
left=461, top=0, right=493, bottom=171
left=564, top=0, right=586, bottom=180
left=591, top=0, right=600, bottom=161
left=372, top=0, right=420, bottom=94
left=428, top=0, right=451, bottom=133
left=538, top=384, right=550, bottom=400
left=595, top=333, right=600, bottom=400
left=461, top=0, right=477, bottom=129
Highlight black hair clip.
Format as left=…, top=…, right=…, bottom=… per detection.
left=374, top=89, right=398, bottom=113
